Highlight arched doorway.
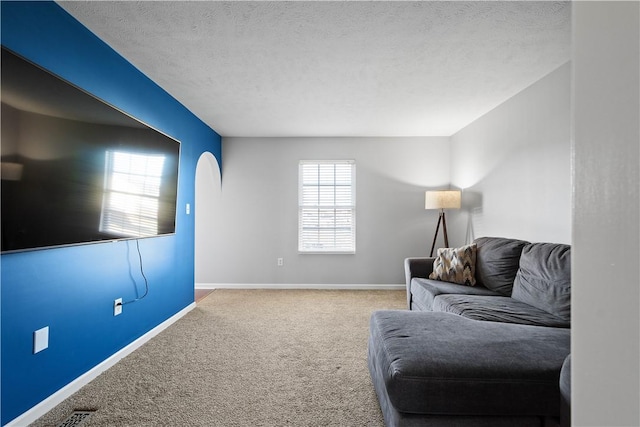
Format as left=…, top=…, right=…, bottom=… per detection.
left=194, top=151, right=221, bottom=299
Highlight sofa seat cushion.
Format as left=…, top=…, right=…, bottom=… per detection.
left=368, top=310, right=570, bottom=417
left=410, top=278, right=500, bottom=311
left=432, top=294, right=570, bottom=328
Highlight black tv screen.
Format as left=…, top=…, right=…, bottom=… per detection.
left=1, top=48, right=180, bottom=253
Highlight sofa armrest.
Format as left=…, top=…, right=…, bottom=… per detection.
left=404, top=257, right=435, bottom=309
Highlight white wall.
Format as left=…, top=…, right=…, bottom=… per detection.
left=196, top=137, right=449, bottom=285
left=449, top=63, right=572, bottom=246
left=572, top=2, right=640, bottom=425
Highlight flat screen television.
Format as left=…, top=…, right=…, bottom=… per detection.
left=1, top=47, right=180, bottom=253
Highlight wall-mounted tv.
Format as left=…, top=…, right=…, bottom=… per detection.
left=1, top=47, right=180, bottom=253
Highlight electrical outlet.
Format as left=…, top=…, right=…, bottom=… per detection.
left=277, top=258, right=284, bottom=267
left=114, top=298, right=123, bottom=316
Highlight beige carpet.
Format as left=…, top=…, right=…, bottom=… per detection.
left=31, top=289, right=406, bottom=426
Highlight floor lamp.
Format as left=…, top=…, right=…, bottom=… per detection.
left=425, top=190, right=461, bottom=256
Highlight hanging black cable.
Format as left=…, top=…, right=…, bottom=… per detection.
left=123, top=239, right=149, bottom=304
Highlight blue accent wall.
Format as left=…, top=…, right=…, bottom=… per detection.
left=0, top=2, right=222, bottom=424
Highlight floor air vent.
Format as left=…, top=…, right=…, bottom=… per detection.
left=57, top=410, right=95, bottom=427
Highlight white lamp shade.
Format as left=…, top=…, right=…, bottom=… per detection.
left=425, top=190, right=461, bottom=210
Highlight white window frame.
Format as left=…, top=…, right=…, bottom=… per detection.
left=298, top=160, right=356, bottom=254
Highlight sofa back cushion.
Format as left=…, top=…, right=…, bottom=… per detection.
left=474, top=237, right=530, bottom=295
left=511, top=243, right=571, bottom=322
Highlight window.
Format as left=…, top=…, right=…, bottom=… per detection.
left=100, top=150, right=166, bottom=237
left=298, top=160, right=355, bottom=253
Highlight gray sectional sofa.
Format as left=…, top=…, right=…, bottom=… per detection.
left=368, top=237, right=572, bottom=427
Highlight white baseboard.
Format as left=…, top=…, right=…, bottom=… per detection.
left=6, top=302, right=196, bottom=427
left=195, top=283, right=405, bottom=290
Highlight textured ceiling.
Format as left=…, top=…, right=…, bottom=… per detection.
left=58, top=1, right=571, bottom=137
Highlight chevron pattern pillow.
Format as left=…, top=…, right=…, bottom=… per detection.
left=429, top=243, right=477, bottom=286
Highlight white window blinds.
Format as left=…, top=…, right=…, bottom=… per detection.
left=298, top=161, right=355, bottom=253
left=100, top=150, right=166, bottom=237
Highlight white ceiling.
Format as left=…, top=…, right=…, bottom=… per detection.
left=58, top=1, right=571, bottom=137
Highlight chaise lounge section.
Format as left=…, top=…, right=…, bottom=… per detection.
left=368, top=237, right=572, bottom=426
left=368, top=311, right=570, bottom=426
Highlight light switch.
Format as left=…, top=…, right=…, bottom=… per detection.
left=34, top=326, right=49, bottom=354
left=186, top=203, right=191, bottom=215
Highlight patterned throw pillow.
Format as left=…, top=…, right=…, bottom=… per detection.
left=429, top=244, right=477, bottom=286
